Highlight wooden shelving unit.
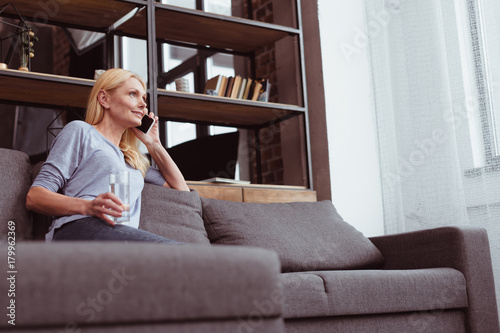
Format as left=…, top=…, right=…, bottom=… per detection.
left=0, top=0, right=139, bottom=32
left=0, top=69, right=304, bottom=128
left=0, top=0, right=314, bottom=196
left=118, top=3, right=299, bottom=53
left=157, top=90, right=304, bottom=128
left=0, top=69, right=93, bottom=109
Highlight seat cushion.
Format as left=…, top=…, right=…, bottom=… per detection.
left=140, top=184, right=210, bottom=244
left=285, top=311, right=467, bottom=333
left=0, top=242, right=283, bottom=329
left=201, top=199, right=384, bottom=272
left=281, top=268, right=468, bottom=318
left=0, top=148, right=33, bottom=241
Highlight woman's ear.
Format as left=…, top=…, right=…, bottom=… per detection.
left=97, top=90, right=110, bottom=109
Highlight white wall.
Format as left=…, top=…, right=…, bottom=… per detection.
left=317, top=0, right=385, bottom=237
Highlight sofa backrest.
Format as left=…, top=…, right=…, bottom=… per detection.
left=140, top=184, right=210, bottom=244
left=1, top=148, right=211, bottom=243
left=0, top=148, right=33, bottom=242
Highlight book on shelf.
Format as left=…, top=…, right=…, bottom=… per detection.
left=251, top=80, right=262, bottom=101
left=225, top=76, right=235, bottom=97
left=237, top=78, right=247, bottom=99
left=204, top=74, right=222, bottom=95
left=230, top=75, right=242, bottom=99
left=204, top=75, right=271, bottom=102
left=242, top=78, right=252, bottom=99
left=218, top=76, right=228, bottom=97
left=257, top=79, right=271, bottom=102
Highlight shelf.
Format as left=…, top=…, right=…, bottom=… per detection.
left=0, top=0, right=140, bottom=32
left=157, top=90, right=305, bottom=128
left=0, top=70, right=303, bottom=129
left=0, top=69, right=93, bottom=109
left=117, top=3, right=299, bottom=53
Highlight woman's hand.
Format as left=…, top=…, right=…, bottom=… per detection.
left=131, top=111, right=160, bottom=147
left=129, top=111, right=189, bottom=191
left=26, top=186, right=125, bottom=226
left=85, top=192, right=124, bottom=226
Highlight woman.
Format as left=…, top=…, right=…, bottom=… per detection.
left=26, top=68, right=189, bottom=243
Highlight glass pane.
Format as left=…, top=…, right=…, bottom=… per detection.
left=121, top=37, right=148, bottom=84
left=204, top=0, right=232, bottom=16
left=167, top=121, right=197, bottom=148
left=206, top=53, right=236, bottom=78
left=162, top=44, right=197, bottom=71
left=479, top=0, right=500, bottom=157
left=161, top=0, right=196, bottom=9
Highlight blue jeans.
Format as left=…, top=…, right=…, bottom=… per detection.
left=53, top=217, right=183, bottom=244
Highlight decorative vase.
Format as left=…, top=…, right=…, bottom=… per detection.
left=18, top=67, right=29, bottom=71
left=0, top=63, right=7, bottom=70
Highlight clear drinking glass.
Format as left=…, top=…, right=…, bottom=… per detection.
left=109, top=170, right=130, bottom=224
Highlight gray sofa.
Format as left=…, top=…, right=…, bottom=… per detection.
left=1, top=147, right=499, bottom=333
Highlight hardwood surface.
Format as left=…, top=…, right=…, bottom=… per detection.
left=0, top=70, right=303, bottom=127
left=157, top=90, right=304, bottom=128
left=187, top=181, right=317, bottom=203
left=0, top=0, right=138, bottom=31
left=243, top=187, right=317, bottom=203
left=0, top=69, right=93, bottom=109
left=117, top=3, right=298, bottom=53
left=188, top=184, right=243, bottom=202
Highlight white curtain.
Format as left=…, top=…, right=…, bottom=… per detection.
left=364, top=0, right=500, bottom=313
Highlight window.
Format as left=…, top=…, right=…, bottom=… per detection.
left=160, top=0, right=233, bottom=16
left=471, top=0, right=500, bottom=165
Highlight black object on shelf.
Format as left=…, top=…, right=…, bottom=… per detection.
left=167, top=131, right=239, bottom=181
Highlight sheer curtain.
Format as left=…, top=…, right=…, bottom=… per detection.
left=364, top=0, right=500, bottom=312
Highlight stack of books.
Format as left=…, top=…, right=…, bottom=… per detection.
left=204, top=75, right=271, bottom=102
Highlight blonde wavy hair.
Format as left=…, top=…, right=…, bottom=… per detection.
left=85, top=68, right=150, bottom=177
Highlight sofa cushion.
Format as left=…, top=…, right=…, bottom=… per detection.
left=0, top=148, right=33, bottom=241
left=281, top=268, right=467, bottom=318
left=284, top=311, right=466, bottom=333
left=201, top=199, right=384, bottom=272
left=140, top=184, right=210, bottom=244
left=0, top=242, right=283, bottom=329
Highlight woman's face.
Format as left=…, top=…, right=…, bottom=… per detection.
left=104, top=77, right=147, bottom=129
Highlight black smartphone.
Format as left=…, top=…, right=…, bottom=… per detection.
left=136, top=116, right=155, bottom=134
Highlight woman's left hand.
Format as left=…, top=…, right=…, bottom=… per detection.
left=131, top=111, right=160, bottom=147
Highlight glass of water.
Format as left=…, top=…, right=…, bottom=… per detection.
left=109, top=170, right=130, bottom=224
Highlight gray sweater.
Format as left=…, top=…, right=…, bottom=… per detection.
left=32, top=121, right=165, bottom=241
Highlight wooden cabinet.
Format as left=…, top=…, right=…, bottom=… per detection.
left=188, top=181, right=316, bottom=203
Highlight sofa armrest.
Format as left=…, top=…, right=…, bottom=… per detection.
left=370, top=226, right=499, bottom=333
left=0, top=242, right=284, bottom=331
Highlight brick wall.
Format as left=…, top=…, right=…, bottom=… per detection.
left=52, top=27, right=70, bottom=76
left=246, top=0, right=284, bottom=185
